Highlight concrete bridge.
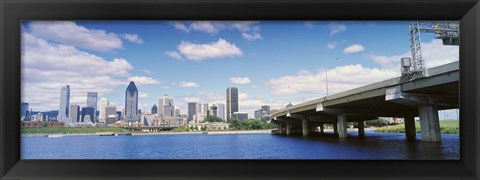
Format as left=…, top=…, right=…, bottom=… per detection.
left=270, top=61, right=459, bottom=142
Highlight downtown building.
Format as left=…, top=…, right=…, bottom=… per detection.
left=226, top=87, right=239, bottom=121
left=125, top=81, right=139, bottom=122
left=57, top=85, right=70, bottom=122
left=86, top=92, right=98, bottom=121
left=158, top=95, right=175, bottom=117
left=69, top=104, right=80, bottom=124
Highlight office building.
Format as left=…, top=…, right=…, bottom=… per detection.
left=210, top=105, right=217, bottom=117
left=226, top=87, right=239, bottom=120
left=58, top=85, right=70, bottom=121
left=158, top=95, right=174, bottom=117
left=99, top=97, right=109, bottom=123
left=202, top=103, right=209, bottom=114
left=81, top=106, right=95, bottom=123
left=86, top=92, right=98, bottom=121
left=233, top=112, right=248, bottom=121
left=254, top=109, right=268, bottom=120
left=21, top=102, right=29, bottom=121
left=188, top=102, right=198, bottom=121
left=151, top=104, right=158, bottom=114
left=261, top=105, right=271, bottom=115
left=69, top=104, right=80, bottom=123
left=215, top=103, right=226, bottom=121
left=125, top=81, right=139, bottom=122
left=105, top=105, right=117, bottom=124
left=116, top=111, right=122, bottom=120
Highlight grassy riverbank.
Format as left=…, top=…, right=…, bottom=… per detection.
left=375, top=120, right=459, bottom=134
left=21, top=127, right=130, bottom=134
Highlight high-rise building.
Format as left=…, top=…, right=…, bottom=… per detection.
left=105, top=105, right=117, bottom=124
left=69, top=104, right=80, bottom=123
left=261, top=105, right=271, bottom=115
left=99, top=97, right=109, bottom=123
left=226, top=87, right=239, bottom=120
left=21, top=102, right=29, bottom=121
left=187, top=102, right=198, bottom=121
left=116, top=111, right=122, bottom=120
left=125, top=81, right=139, bottom=122
left=202, top=103, right=209, bottom=114
left=158, top=95, right=174, bottom=117
left=175, top=107, right=181, bottom=117
left=210, top=105, right=218, bottom=117
left=58, top=85, right=70, bottom=121
left=81, top=106, right=95, bottom=123
left=151, top=104, right=158, bottom=114
left=233, top=112, right=248, bottom=121
left=86, top=92, right=98, bottom=121
left=254, top=109, right=268, bottom=119
left=215, top=103, right=226, bottom=121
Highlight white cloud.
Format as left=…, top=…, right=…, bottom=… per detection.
left=138, top=92, right=149, bottom=99
left=22, top=32, right=134, bottom=111
left=177, top=38, right=242, bottom=61
left=165, top=51, right=182, bottom=59
left=343, top=44, right=365, bottom=54
left=141, top=69, right=155, bottom=75
left=28, top=21, right=123, bottom=52
left=266, top=64, right=397, bottom=96
left=329, top=23, right=347, bottom=36
left=368, top=39, right=459, bottom=69
left=121, top=33, right=144, bottom=44
left=175, top=81, right=200, bottom=88
left=171, top=21, right=263, bottom=41
left=127, top=76, right=160, bottom=86
left=304, top=21, right=314, bottom=29
left=230, top=77, right=251, bottom=85
left=326, top=42, right=336, bottom=50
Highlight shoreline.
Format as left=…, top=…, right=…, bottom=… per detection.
left=21, top=129, right=274, bottom=137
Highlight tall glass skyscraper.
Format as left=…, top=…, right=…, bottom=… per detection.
left=226, top=87, right=239, bottom=120
left=187, top=102, right=198, bottom=121
left=21, top=102, right=29, bottom=121
left=86, top=92, right=98, bottom=121
left=125, top=81, right=139, bottom=122
left=58, top=85, right=70, bottom=121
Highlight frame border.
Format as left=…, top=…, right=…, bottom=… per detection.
left=1, top=0, right=479, bottom=179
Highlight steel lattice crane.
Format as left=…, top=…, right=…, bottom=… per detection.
left=401, top=21, right=459, bottom=81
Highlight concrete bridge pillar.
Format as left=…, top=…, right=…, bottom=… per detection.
left=418, top=105, right=441, bottom=142
left=358, top=121, right=365, bottom=137
left=333, top=123, right=338, bottom=134
left=286, top=121, right=291, bottom=135
left=302, top=119, right=308, bottom=136
left=337, top=114, right=348, bottom=138
left=319, top=123, right=324, bottom=133
left=404, top=116, right=416, bottom=140
left=277, top=123, right=284, bottom=134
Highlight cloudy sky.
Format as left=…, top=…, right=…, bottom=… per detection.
left=21, top=21, right=459, bottom=119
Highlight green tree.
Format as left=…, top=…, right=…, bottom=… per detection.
left=204, top=115, right=224, bottom=123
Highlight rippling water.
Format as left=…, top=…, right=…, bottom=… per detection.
left=21, top=131, right=459, bottom=159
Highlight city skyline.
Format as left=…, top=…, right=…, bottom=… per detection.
left=21, top=21, right=460, bottom=118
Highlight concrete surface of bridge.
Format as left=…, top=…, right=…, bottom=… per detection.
left=270, top=61, right=459, bottom=142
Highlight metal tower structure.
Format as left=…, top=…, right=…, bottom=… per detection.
left=401, top=21, right=459, bottom=81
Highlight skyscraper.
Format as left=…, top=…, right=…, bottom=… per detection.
left=226, top=87, right=239, bottom=120
left=215, top=103, right=226, bottom=121
left=21, top=102, right=29, bottom=121
left=261, top=105, right=271, bottom=115
left=86, top=92, right=98, bottom=121
left=210, top=105, right=218, bottom=117
left=58, top=85, right=70, bottom=121
left=202, top=103, right=209, bottom=114
left=187, top=102, right=198, bottom=121
left=99, top=97, right=109, bottom=123
left=125, top=81, right=139, bottom=122
left=158, top=95, right=174, bottom=117
left=69, top=104, right=80, bottom=123
left=81, top=106, right=95, bottom=123
left=105, top=105, right=117, bottom=124
left=151, top=104, right=158, bottom=114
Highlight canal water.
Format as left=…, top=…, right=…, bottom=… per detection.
left=21, top=131, right=459, bottom=159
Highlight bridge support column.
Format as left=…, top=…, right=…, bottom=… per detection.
left=333, top=123, right=338, bottom=134
left=302, top=119, right=308, bottom=136
left=337, top=114, right=348, bottom=138
left=286, top=121, right=291, bottom=135
left=320, top=123, right=324, bottom=133
left=404, top=116, right=416, bottom=140
left=418, top=105, right=441, bottom=142
left=277, top=123, right=284, bottom=134
left=358, top=121, right=365, bottom=137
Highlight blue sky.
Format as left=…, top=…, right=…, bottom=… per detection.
left=21, top=21, right=459, bottom=119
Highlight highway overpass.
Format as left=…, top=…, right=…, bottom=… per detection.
left=270, top=61, right=459, bottom=142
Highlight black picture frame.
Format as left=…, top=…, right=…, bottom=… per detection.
left=1, top=0, right=479, bottom=179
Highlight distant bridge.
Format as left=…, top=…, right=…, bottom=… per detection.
left=270, top=61, right=459, bottom=142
